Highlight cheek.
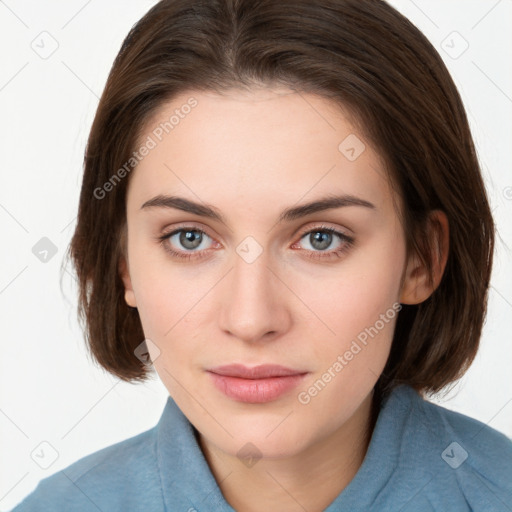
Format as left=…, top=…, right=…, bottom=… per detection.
left=297, top=234, right=405, bottom=385
left=127, top=229, right=194, bottom=328
left=300, top=240, right=404, bottom=336
left=128, top=251, right=214, bottom=380
left=126, top=241, right=180, bottom=341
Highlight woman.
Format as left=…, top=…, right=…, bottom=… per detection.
left=11, top=0, right=512, bottom=510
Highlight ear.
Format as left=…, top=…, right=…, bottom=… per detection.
left=400, top=210, right=449, bottom=305
left=119, top=256, right=137, bottom=308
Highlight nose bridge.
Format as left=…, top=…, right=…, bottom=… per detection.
left=219, top=241, right=288, bottom=342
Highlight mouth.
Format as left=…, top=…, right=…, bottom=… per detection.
left=206, top=364, right=309, bottom=403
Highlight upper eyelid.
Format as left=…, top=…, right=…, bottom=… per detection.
left=162, top=223, right=215, bottom=241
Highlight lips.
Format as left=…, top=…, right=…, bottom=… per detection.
left=206, top=364, right=309, bottom=403
left=207, top=364, right=306, bottom=379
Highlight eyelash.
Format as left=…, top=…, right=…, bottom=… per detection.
left=156, top=224, right=355, bottom=262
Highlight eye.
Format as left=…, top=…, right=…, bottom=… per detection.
left=156, top=224, right=354, bottom=262
left=293, top=225, right=355, bottom=260
left=157, top=226, right=216, bottom=261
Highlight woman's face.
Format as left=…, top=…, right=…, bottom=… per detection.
left=121, top=87, right=411, bottom=460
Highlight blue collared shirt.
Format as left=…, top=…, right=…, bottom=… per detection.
left=10, top=384, right=512, bottom=511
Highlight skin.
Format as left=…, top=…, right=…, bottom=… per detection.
left=119, top=87, right=449, bottom=512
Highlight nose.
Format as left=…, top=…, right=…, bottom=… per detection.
left=218, top=249, right=291, bottom=344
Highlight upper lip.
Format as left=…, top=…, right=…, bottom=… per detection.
left=207, top=364, right=307, bottom=379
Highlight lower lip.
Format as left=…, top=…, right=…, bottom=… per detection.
left=207, top=372, right=308, bottom=403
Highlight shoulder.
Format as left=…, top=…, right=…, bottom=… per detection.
left=392, top=385, right=512, bottom=511
left=420, top=391, right=512, bottom=449
left=416, top=389, right=512, bottom=474
left=10, top=426, right=165, bottom=512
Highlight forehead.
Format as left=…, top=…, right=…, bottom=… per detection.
left=127, top=88, right=393, bottom=216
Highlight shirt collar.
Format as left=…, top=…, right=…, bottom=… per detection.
left=156, top=396, right=236, bottom=511
left=324, top=383, right=420, bottom=510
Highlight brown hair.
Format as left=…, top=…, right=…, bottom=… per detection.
left=64, top=0, right=494, bottom=401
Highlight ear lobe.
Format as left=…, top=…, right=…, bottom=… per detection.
left=400, top=210, right=449, bottom=305
left=119, top=256, right=137, bottom=308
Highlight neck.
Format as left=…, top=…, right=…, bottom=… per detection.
left=197, top=389, right=377, bottom=512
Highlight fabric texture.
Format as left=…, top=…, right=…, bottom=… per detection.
left=10, top=384, right=512, bottom=511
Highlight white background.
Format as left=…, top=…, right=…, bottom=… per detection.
left=1, top=0, right=511, bottom=509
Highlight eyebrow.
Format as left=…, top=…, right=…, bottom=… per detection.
left=140, top=193, right=376, bottom=223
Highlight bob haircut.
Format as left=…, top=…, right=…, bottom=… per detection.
left=64, top=0, right=494, bottom=402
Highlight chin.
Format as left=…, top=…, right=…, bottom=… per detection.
left=216, top=418, right=314, bottom=460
